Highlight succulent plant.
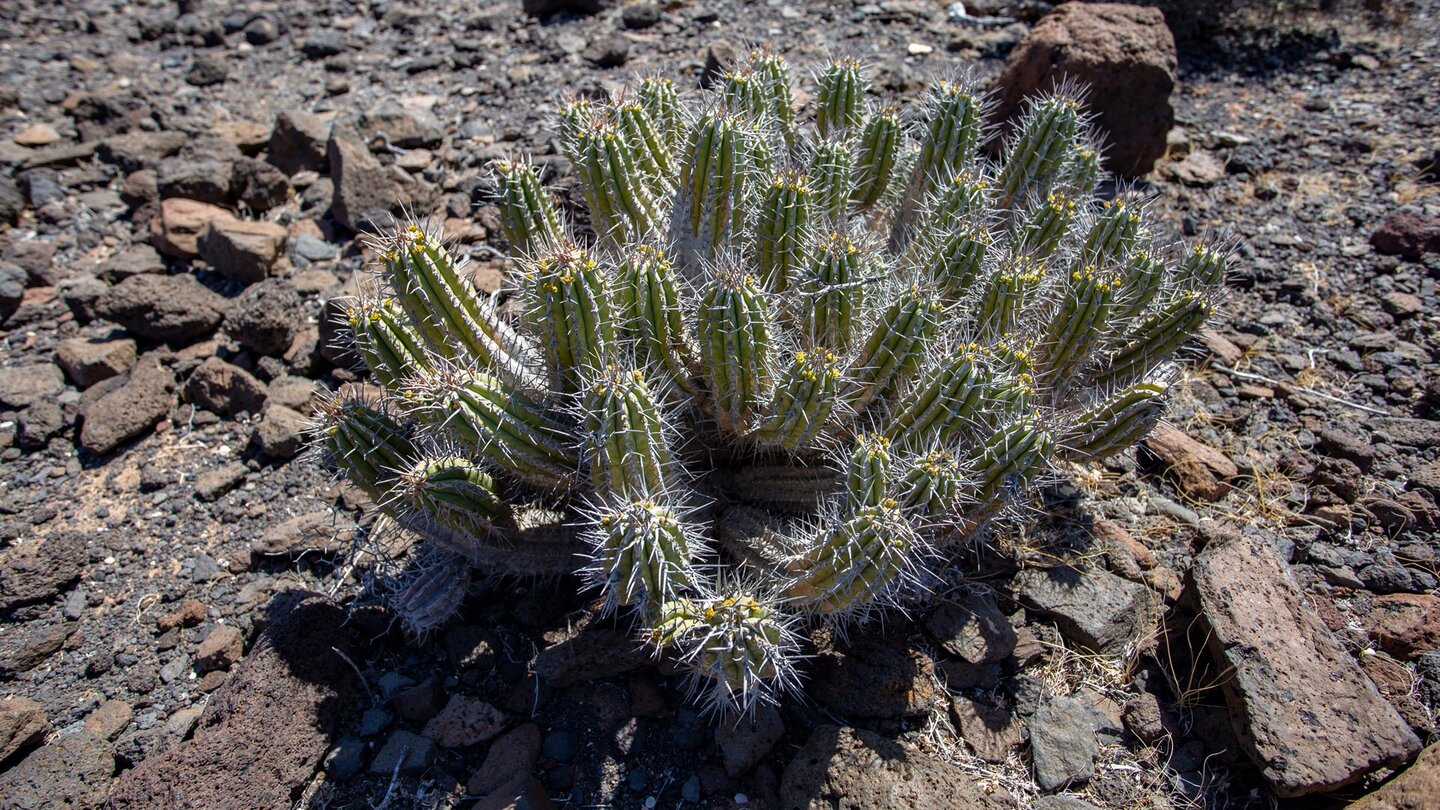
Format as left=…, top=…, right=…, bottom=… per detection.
left=315, top=53, right=1226, bottom=715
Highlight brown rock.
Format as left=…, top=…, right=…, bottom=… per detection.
left=1166, top=151, right=1226, bottom=185
left=156, top=598, right=207, bottom=631
left=422, top=694, right=508, bottom=748
left=994, top=2, right=1177, bottom=177
left=55, top=337, right=137, bottom=388
left=107, top=591, right=354, bottom=809
left=780, top=725, right=1009, bottom=810
left=1191, top=526, right=1421, bottom=797
left=151, top=197, right=237, bottom=258
left=1015, top=563, right=1157, bottom=654
left=84, top=700, right=133, bottom=741
left=76, top=351, right=175, bottom=453
left=1349, top=743, right=1440, bottom=810
left=466, top=723, right=542, bottom=796
left=1363, top=594, right=1440, bottom=661
left=194, top=625, right=245, bottom=673
left=1141, top=423, right=1237, bottom=502
left=0, top=697, right=49, bottom=763
left=251, top=511, right=355, bottom=556
left=224, top=278, right=301, bottom=356
left=184, top=357, right=267, bottom=417
left=0, top=730, right=114, bottom=810
left=1371, top=212, right=1440, bottom=259
left=268, top=110, right=331, bottom=176
left=716, top=704, right=784, bottom=777
left=198, top=218, right=287, bottom=284
left=0, top=363, right=64, bottom=409
left=253, top=404, right=308, bottom=459
left=473, top=774, right=555, bottom=810
left=328, top=124, right=415, bottom=233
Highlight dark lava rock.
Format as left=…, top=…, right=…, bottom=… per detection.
left=225, top=278, right=301, bottom=356
left=96, top=274, right=226, bottom=342
left=0, top=730, right=114, bottom=810
left=184, top=357, right=268, bottom=417
left=268, top=110, right=331, bottom=176
left=232, top=157, right=290, bottom=210
left=809, top=632, right=943, bottom=719
left=993, top=2, right=1177, bottom=177
left=328, top=124, right=418, bottom=233
left=1192, top=525, right=1420, bottom=797
left=79, top=351, right=176, bottom=455
left=186, top=52, right=229, bottom=87
left=108, top=591, right=355, bottom=808
left=0, top=531, right=84, bottom=610
left=523, top=0, right=612, bottom=17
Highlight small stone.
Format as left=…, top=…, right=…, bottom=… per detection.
left=391, top=681, right=445, bottom=724
left=621, top=4, right=660, bottom=29
left=360, top=99, right=444, bottom=149
left=269, top=111, right=332, bottom=175
left=923, top=590, right=1017, bottom=663
left=328, top=124, right=417, bottom=233
left=542, top=730, right=573, bottom=762
left=158, top=158, right=233, bottom=205
left=358, top=707, right=392, bottom=737
left=1030, top=692, right=1118, bottom=790
left=232, top=157, right=290, bottom=210
left=55, top=337, right=137, bottom=388
left=195, top=624, right=245, bottom=672
left=252, top=511, right=354, bottom=556
left=324, top=735, right=366, bottom=781
left=195, top=462, right=248, bottom=502
left=1371, top=212, right=1440, bottom=259
left=186, top=52, right=228, bottom=86
left=99, top=244, right=166, bottom=283
left=422, top=694, right=507, bottom=748
left=583, top=37, right=630, bottom=68
left=369, top=730, right=435, bottom=776
left=0, top=731, right=114, bottom=809
left=1192, top=526, right=1421, bottom=797
left=1167, top=151, right=1226, bottom=185
left=14, top=123, right=61, bottom=147
left=302, top=31, right=346, bottom=59
left=951, top=694, right=1023, bottom=763
left=79, top=352, right=177, bottom=455
left=780, top=725, right=1000, bottom=809
left=1363, top=594, right=1440, bottom=660
left=810, top=632, right=942, bottom=719
left=158, top=599, right=207, bottom=631
left=994, top=3, right=1177, bottom=176
left=535, top=625, right=650, bottom=687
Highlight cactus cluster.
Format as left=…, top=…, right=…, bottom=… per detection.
left=316, top=55, right=1225, bottom=715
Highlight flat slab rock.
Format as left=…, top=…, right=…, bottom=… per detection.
left=1191, top=527, right=1420, bottom=797
left=107, top=590, right=354, bottom=809
left=780, top=725, right=1013, bottom=810
left=1015, top=563, right=1157, bottom=655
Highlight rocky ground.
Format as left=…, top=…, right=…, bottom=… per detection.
left=0, top=0, right=1438, bottom=808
